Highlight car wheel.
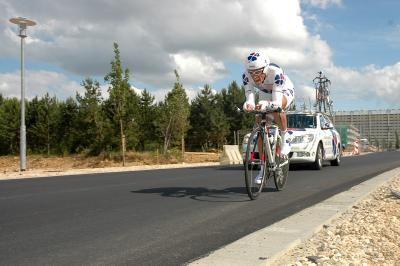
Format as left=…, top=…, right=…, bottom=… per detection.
left=330, top=145, right=341, bottom=166
left=313, top=143, right=323, bottom=170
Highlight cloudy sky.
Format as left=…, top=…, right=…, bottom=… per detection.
left=1, top=0, right=399, bottom=111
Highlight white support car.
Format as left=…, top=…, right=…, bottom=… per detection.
left=286, top=111, right=341, bottom=169
left=241, top=111, right=341, bottom=170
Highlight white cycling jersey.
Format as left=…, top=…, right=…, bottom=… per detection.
left=243, top=63, right=295, bottom=111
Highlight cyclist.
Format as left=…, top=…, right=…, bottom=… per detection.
left=242, top=51, right=295, bottom=183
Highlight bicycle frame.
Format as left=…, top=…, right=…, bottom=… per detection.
left=258, top=113, right=280, bottom=172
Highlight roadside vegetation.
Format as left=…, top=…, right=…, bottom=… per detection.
left=0, top=42, right=254, bottom=164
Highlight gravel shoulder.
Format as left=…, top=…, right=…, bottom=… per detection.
left=274, top=169, right=400, bottom=266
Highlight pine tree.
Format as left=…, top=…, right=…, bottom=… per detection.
left=157, top=70, right=190, bottom=154
left=124, top=86, right=141, bottom=151
left=188, top=84, right=229, bottom=151
left=210, top=92, right=230, bottom=150
left=76, top=78, right=105, bottom=155
left=55, top=97, right=79, bottom=154
left=188, top=85, right=214, bottom=150
left=104, top=42, right=139, bottom=164
left=221, top=81, right=253, bottom=144
left=138, top=89, right=157, bottom=151
left=27, top=93, right=58, bottom=155
left=0, top=97, right=20, bottom=154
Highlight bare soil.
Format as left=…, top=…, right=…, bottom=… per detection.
left=0, top=151, right=220, bottom=174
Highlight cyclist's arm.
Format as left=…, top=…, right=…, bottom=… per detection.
left=270, top=84, right=284, bottom=109
left=243, top=72, right=255, bottom=110
left=258, top=69, right=284, bottom=112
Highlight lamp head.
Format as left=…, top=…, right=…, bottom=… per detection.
left=9, top=17, right=36, bottom=38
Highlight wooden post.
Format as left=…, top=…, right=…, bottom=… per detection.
left=181, top=135, right=185, bottom=163
left=156, top=148, right=159, bottom=165
left=122, top=134, right=126, bottom=166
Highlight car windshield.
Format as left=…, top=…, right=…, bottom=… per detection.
left=287, top=114, right=317, bottom=128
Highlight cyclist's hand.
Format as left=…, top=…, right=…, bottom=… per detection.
left=258, top=100, right=277, bottom=112
left=257, top=101, right=269, bottom=111
left=243, top=102, right=255, bottom=112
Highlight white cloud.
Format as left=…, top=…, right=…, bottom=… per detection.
left=287, top=60, right=400, bottom=111
left=0, top=70, right=81, bottom=100
left=294, top=85, right=315, bottom=107
left=172, top=53, right=226, bottom=85
left=326, top=63, right=400, bottom=104
left=0, top=70, right=210, bottom=107
left=1, top=0, right=332, bottom=89
left=150, top=86, right=207, bottom=104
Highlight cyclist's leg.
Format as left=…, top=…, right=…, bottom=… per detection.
left=272, top=94, right=294, bottom=156
left=272, top=95, right=287, bottom=129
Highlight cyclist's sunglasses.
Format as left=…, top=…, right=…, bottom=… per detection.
left=248, top=68, right=265, bottom=76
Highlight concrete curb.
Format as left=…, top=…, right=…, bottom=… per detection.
left=188, top=167, right=400, bottom=266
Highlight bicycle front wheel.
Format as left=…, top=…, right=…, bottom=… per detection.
left=244, top=127, right=266, bottom=200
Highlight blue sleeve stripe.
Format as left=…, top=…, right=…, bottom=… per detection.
left=269, top=63, right=280, bottom=69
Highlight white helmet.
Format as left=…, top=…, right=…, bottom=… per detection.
left=245, top=51, right=270, bottom=73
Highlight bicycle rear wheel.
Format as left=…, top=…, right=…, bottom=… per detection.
left=244, top=128, right=266, bottom=200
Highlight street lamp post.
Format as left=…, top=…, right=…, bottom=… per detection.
left=9, top=17, right=36, bottom=172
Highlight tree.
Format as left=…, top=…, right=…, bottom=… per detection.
left=26, top=93, right=58, bottom=155
left=209, top=92, right=230, bottom=149
left=137, top=89, right=158, bottom=150
left=188, top=85, right=214, bottom=150
left=188, top=84, right=229, bottom=151
left=76, top=78, right=106, bottom=155
left=157, top=70, right=190, bottom=154
left=104, top=42, right=139, bottom=164
left=123, top=87, right=141, bottom=151
left=221, top=81, right=253, bottom=144
left=55, top=97, right=79, bottom=154
left=0, top=97, right=20, bottom=155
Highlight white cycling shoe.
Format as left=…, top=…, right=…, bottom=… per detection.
left=255, top=172, right=263, bottom=184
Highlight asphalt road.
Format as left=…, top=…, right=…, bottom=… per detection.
left=1, top=151, right=399, bottom=266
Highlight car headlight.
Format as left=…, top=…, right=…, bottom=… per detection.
left=291, top=134, right=314, bottom=144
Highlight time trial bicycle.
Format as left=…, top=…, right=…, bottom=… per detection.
left=244, top=111, right=289, bottom=200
